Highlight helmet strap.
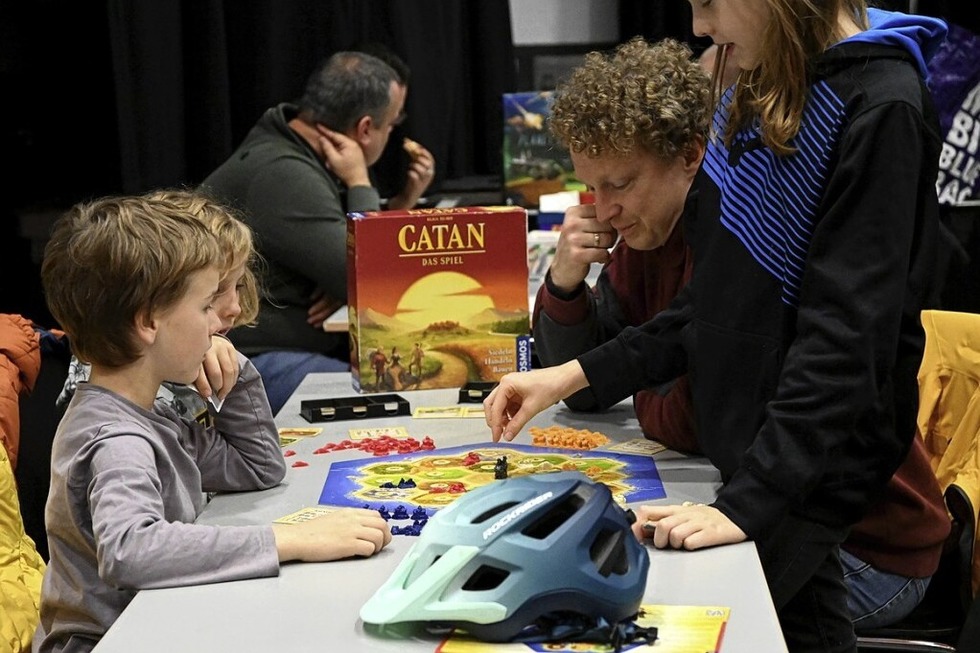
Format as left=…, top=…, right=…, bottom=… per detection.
left=511, top=613, right=658, bottom=653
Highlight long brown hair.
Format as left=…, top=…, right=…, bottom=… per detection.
left=722, top=0, right=868, bottom=156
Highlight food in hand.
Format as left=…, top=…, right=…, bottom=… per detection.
left=403, top=137, right=424, bottom=159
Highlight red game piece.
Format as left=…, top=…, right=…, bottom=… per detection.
left=283, top=449, right=296, bottom=457
left=305, top=436, right=437, bottom=458
left=291, top=460, right=309, bottom=467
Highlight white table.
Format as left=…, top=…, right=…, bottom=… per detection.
left=95, top=373, right=787, bottom=652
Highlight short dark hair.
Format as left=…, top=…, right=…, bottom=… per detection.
left=299, top=51, right=399, bottom=132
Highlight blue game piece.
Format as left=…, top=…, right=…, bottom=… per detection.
left=411, top=506, right=428, bottom=520
left=377, top=505, right=390, bottom=520
left=392, top=505, right=410, bottom=520
left=398, top=478, right=417, bottom=489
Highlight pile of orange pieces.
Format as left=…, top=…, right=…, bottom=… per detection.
left=528, top=425, right=610, bottom=450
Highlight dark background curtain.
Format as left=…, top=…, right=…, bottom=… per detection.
left=618, top=0, right=707, bottom=52
left=6, top=0, right=970, bottom=326
left=108, top=0, right=516, bottom=197
left=1, top=0, right=515, bottom=324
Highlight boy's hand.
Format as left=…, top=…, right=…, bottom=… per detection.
left=195, top=334, right=240, bottom=403
left=631, top=503, right=747, bottom=550
left=272, top=508, right=393, bottom=561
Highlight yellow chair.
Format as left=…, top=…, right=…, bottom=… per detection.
left=918, top=310, right=980, bottom=598
left=1, top=313, right=47, bottom=652
left=0, top=447, right=46, bottom=653
left=857, top=310, right=980, bottom=652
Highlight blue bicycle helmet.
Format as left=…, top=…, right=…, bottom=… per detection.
left=360, top=471, right=649, bottom=642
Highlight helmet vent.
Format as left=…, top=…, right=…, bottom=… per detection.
left=461, top=565, right=510, bottom=591
left=590, top=528, right=629, bottom=577
left=472, top=501, right=521, bottom=524
left=521, top=492, right=585, bottom=539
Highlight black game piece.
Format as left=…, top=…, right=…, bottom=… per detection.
left=494, top=455, right=508, bottom=480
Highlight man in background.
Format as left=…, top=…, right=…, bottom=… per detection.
left=202, top=50, right=434, bottom=413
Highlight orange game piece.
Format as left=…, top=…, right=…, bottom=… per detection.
left=527, top=425, right=610, bottom=450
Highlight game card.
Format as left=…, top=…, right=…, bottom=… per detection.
left=277, top=427, right=323, bottom=437
left=413, top=406, right=466, bottom=419
left=349, top=426, right=411, bottom=440
left=273, top=505, right=339, bottom=524
left=207, top=394, right=225, bottom=413
left=607, top=438, right=667, bottom=455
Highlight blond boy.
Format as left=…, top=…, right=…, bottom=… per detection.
left=35, top=194, right=390, bottom=652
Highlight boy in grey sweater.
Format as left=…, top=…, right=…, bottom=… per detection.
left=34, top=193, right=391, bottom=653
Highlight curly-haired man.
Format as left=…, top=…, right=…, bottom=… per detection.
left=533, top=37, right=709, bottom=449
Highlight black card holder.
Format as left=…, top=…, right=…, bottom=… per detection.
left=300, top=394, right=410, bottom=422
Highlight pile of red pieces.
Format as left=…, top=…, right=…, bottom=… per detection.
left=313, top=435, right=436, bottom=457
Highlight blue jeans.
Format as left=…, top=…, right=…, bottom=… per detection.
left=841, top=548, right=931, bottom=630
left=250, top=351, right=349, bottom=416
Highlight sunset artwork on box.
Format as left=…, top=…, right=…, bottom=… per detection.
left=347, top=206, right=532, bottom=393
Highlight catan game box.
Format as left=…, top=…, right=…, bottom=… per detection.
left=347, top=206, right=532, bottom=394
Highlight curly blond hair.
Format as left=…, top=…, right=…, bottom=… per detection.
left=548, top=37, right=711, bottom=161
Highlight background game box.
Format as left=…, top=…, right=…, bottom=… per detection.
left=347, top=206, right=532, bottom=393
left=502, top=91, right=578, bottom=208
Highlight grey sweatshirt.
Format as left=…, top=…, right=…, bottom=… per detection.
left=33, top=355, right=285, bottom=653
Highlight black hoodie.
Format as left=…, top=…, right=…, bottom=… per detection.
left=579, top=11, right=948, bottom=541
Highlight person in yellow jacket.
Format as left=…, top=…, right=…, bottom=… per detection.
left=0, top=313, right=46, bottom=653
left=918, top=309, right=980, bottom=598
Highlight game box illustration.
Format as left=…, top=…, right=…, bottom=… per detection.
left=318, top=443, right=665, bottom=511
left=347, top=206, right=532, bottom=394
left=502, top=91, right=577, bottom=208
